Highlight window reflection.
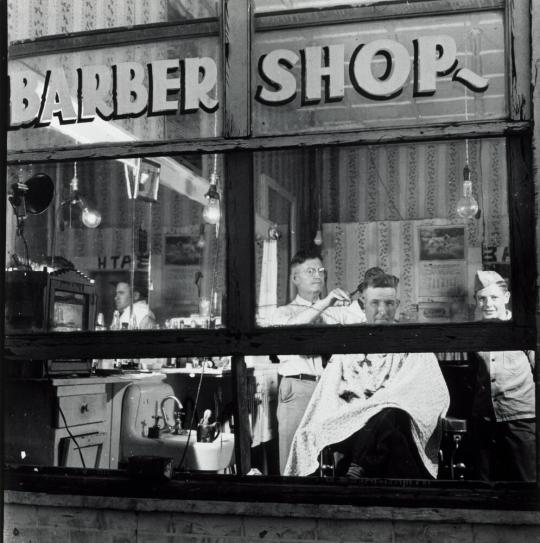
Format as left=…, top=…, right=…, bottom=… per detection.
left=5, top=154, right=226, bottom=333
left=255, top=139, right=511, bottom=326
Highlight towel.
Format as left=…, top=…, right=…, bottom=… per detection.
left=284, top=352, right=450, bottom=477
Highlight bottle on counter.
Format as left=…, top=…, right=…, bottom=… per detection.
left=111, top=310, right=121, bottom=330
left=92, top=313, right=107, bottom=371
left=95, top=312, right=107, bottom=331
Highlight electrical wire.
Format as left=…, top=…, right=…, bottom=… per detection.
left=177, top=362, right=206, bottom=472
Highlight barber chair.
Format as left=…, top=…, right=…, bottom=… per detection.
left=318, top=416, right=469, bottom=480
left=319, top=447, right=338, bottom=477
left=438, top=416, right=468, bottom=480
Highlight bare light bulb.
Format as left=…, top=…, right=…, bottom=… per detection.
left=202, top=197, right=220, bottom=225
left=313, top=229, right=323, bottom=246
left=197, top=224, right=206, bottom=249
left=81, top=206, right=102, bottom=228
left=202, top=173, right=221, bottom=225
left=456, top=165, right=479, bottom=220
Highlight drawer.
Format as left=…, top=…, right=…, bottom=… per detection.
left=59, top=432, right=107, bottom=468
left=55, top=393, right=107, bottom=428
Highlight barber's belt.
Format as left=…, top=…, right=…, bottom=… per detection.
left=284, top=374, right=319, bottom=382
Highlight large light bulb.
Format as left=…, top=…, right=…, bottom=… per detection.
left=202, top=173, right=221, bottom=225
left=456, top=165, right=479, bottom=219
left=202, top=197, right=221, bottom=225
left=313, top=229, right=323, bottom=246
left=81, top=206, right=102, bottom=228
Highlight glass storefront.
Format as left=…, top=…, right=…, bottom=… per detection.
left=3, top=0, right=536, bottom=493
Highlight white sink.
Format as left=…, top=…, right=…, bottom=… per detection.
left=123, top=431, right=235, bottom=471
left=162, top=432, right=235, bottom=471
left=120, top=381, right=235, bottom=472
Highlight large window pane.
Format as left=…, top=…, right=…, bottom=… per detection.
left=255, top=139, right=511, bottom=327
left=5, top=357, right=237, bottom=474
left=8, top=34, right=221, bottom=151
left=5, top=154, right=226, bottom=333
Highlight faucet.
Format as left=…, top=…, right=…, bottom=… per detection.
left=160, top=395, right=184, bottom=434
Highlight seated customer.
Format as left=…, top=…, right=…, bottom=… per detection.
left=358, top=267, right=399, bottom=323
left=284, top=271, right=450, bottom=478
left=470, top=270, right=535, bottom=481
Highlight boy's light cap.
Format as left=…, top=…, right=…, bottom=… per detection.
left=474, top=270, right=507, bottom=292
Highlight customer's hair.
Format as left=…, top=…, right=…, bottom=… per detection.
left=117, top=276, right=149, bottom=300
left=133, top=283, right=149, bottom=300
left=290, top=248, right=322, bottom=269
left=360, top=271, right=399, bottom=292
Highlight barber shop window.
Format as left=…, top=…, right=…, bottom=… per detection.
left=5, top=154, right=226, bottom=334
left=3, top=0, right=536, bottom=501
left=255, top=139, right=512, bottom=327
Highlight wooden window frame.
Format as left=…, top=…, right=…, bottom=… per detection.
left=2, top=0, right=538, bottom=503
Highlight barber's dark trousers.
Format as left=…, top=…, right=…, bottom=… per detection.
left=472, top=417, right=536, bottom=482
left=334, top=408, right=429, bottom=478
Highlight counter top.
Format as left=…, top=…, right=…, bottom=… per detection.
left=160, top=367, right=231, bottom=377
left=8, top=372, right=166, bottom=386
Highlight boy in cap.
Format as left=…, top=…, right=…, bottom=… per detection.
left=471, top=270, right=535, bottom=481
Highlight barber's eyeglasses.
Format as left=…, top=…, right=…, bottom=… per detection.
left=300, top=267, right=326, bottom=277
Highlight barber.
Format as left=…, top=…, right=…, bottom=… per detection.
left=270, top=248, right=365, bottom=473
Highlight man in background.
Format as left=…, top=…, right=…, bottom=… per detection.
left=471, top=270, right=535, bottom=481
left=111, top=279, right=156, bottom=330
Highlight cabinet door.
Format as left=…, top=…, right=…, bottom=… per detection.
left=59, top=432, right=106, bottom=468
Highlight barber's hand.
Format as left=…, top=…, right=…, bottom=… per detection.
left=322, top=288, right=351, bottom=308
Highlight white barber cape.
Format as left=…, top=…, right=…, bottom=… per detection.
left=284, top=352, right=450, bottom=477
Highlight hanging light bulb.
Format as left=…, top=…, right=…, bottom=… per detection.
left=81, top=205, right=102, bottom=228
left=196, top=223, right=206, bottom=249
left=313, top=201, right=323, bottom=246
left=202, top=172, right=221, bottom=225
left=64, top=162, right=102, bottom=228
left=456, top=164, right=479, bottom=219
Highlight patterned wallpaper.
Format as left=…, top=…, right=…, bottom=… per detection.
left=254, top=139, right=509, bottom=318
left=319, top=138, right=509, bottom=319
left=8, top=0, right=167, bottom=42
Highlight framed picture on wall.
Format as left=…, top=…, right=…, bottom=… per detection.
left=418, top=226, right=465, bottom=261
left=164, top=235, right=201, bottom=266
left=415, top=224, right=469, bottom=320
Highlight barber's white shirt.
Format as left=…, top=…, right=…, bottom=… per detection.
left=112, top=300, right=155, bottom=329
left=270, top=295, right=366, bottom=376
